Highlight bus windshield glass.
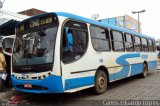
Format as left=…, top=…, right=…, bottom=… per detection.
left=13, top=26, right=58, bottom=66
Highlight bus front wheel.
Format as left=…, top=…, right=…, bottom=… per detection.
left=94, top=70, right=107, bottom=94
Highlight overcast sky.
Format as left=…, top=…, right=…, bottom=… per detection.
left=2, top=0, right=160, bottom=39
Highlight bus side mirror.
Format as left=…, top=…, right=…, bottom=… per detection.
left=2, top=37, right=15, bottom=56
left=157, top=46, right=160, bottom=51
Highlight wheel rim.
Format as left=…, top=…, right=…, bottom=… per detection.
left=98, top=76, right=105, bottom=89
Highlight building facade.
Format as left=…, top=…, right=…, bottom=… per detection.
left=99, top=14, right=141, bottom=33
left=18, top=8, right=46, bottom=16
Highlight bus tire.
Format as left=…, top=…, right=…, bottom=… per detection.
left=94, top=70, right=107, bottom=94
left=141, top=63, right=148, bottom=78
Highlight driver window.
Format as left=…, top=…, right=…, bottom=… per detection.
left=61, top=20, right=88, bottom=63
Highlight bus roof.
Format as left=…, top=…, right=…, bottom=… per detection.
left=17, top=12, right=155, bottom=39
left=56, top=12, right=154, bottom=39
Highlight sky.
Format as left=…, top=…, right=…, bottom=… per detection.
left=1, top=0, right=160, bottom=39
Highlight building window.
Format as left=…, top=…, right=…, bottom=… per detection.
left=125, top=33, right=134, bottom=51
left=111, top=30, right=124, bottom=51
left=134, top=36, right=141, bottom=52
left=90, top=25, right=110, bottom=51
left=61, top=20, right=88, bottom=63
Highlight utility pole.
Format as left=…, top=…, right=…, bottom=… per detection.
left=132, top=10, right=146, bottom=33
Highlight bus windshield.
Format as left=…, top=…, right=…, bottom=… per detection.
left=13, top=26, right=57, bottom=66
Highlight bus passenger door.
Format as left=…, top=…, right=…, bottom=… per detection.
left=61, top=27, right=77, bottom=91
left=61, top=21, right=89, bottom=91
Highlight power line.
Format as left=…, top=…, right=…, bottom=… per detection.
left=0, top=10, right=26, bottom=19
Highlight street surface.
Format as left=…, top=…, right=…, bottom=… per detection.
left=0, top=70, right=160, bottom=106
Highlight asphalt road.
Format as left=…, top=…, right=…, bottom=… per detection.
left=1, top=70, right=160, bottom=106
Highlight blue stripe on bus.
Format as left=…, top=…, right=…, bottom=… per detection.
left=130, top=63, right=143, bottom=76
left=130, top=61, right=157, bottom=76
left=12, top=75, right=95, bottom=93
left=114, top=53, right=141, bottom=79
left=109, top=53, right=157, bottom=81
left=64, top=76, right=94, bottom=90
left=11, top=75, right=64, bottom=93
left=148, top=61, right=157, bottom=71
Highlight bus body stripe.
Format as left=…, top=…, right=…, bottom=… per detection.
left=148, top=61, right=157, bottom=71
left=64, top=76, right=94, bottom=90
left=109, top=53, right=141, bottom=81
left=115, top=53, right=141, bottom=79
left=11, top=75, right=64, bottom=93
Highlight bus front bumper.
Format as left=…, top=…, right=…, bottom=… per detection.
left=11, top=75, right=64, bottom=94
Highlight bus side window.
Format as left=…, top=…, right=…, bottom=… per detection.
left=134, top=36, right=141, bottom=52
left=111, top=30, right=124, bottom=51
left=61, top=20, right=88, bottom=63
left=61, top=27, right=75, bottom=63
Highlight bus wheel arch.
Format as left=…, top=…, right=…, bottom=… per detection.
left=94, top=66, right=109, bottom=94
left=141, top=61, right=148, bottom=78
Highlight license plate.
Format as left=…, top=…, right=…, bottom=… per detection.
left=24, top=84, right=32, bottom=88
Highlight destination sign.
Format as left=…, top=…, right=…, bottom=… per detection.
left=29, top=17, right=53, bottom=28
left=16, top=14, right=58, bottom=34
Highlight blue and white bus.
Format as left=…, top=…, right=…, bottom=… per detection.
left=11, top=12, right=157, bottom=94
